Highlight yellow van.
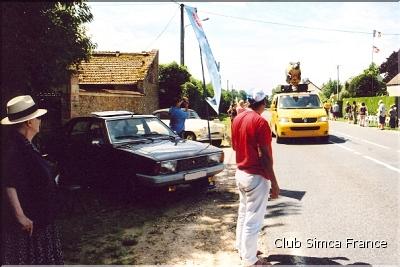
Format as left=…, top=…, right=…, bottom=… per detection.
left=270, top=92, right=329, bottom=143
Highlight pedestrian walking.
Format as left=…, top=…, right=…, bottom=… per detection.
left=389, top=104, right=398, bottom=129
left=323, top=101, right=331, bottom=117
left=332, top=102, right=340, bottom=121
left=232, top=90, right=280, bottom=266
left=1, top=95, right=64, bottom=265
left=377, top=100, right=386, bottom=130
left=345, top=101, right=352, bottom=123
left=169, top=96, right=189, bottom=138
left=352, top=101, right=358, bottom=124
left=359, top=102, right=368, bottom=127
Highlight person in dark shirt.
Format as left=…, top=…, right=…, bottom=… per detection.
left=1, top=95, right=63, bottom=265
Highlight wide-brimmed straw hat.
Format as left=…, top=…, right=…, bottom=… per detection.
left=1, top=95, right=47, bottom=125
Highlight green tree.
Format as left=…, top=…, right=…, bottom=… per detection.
left=347, top=63, right=386, bottom=97
left=379, top=49, right=399, bottom=83
left=1, top=2, right=96, bottom=106
left=320, top=79, right=342, bottom=101
left=158, top=62, right=191, bottom=108
left=270, top=85, right=281, bottom=100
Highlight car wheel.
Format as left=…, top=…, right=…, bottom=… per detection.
left=184, top=132, right=196, bottom=141
left=211, top=140, right=222, bottom=147
left=276, top=135, right=284, bottom=144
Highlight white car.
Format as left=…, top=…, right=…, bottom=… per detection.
left=153, top=108, right=226, bottom=147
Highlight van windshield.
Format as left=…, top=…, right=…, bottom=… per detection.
left=278, top=95, right=321, bottom=109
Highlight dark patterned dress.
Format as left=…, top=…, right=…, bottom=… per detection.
left=1, top=132, right=64, bottom=265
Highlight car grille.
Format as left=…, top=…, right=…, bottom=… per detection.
left=290, top=126, right=320, bottom=131
left=178, top=156, right=208, bottom=172
left=291, top=118, right=317, bottom=123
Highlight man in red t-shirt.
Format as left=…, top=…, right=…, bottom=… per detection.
left=232, top=90, right=280, bottom=266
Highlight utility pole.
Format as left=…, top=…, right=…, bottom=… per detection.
left=180, top=4, right=184, bottom=65
left=336, top=65, right=340, bottom=100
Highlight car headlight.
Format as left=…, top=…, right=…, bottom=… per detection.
left=279, top=117, right=290, bottom=123
left=318, top=116, right=328, bottom=122
left=160, top=160, right=177, bottom=174
left=208, top=152, right=224, bottom=166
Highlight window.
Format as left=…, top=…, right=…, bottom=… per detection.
left=158, top=112, right=170, bottom=120
left=69, top=120, right=91, bottom=143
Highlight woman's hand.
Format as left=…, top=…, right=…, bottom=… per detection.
left=16, top=213, right=33, bottom=236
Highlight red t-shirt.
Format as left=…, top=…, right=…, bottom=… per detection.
left=232, top=110, right=273, bottom=180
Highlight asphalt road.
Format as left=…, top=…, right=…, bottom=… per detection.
left=223, top=115, right=399, bottom=265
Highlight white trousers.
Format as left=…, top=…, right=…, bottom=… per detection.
left=235, top=169, right=271, bottom=266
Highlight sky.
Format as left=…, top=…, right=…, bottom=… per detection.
left=85, top=2, right=399, bottom=95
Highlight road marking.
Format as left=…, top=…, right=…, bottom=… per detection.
left=330, top=141, right=400, bottom=174
left=363, top=156, right=400, bottom=174
left=332, top=131, right=391, bottom=150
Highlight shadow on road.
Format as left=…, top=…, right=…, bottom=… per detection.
left=265, top=201, right=302, bottom=219
left=279, top=189, right=306, bottom=201
left=266, top=254, right=371, bottom=265
left=276, top=135, right=347, bottom=145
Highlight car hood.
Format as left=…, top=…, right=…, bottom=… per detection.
left=278, top=108, right=326, bottom=118
left=114, top=139, right=221, bottom=161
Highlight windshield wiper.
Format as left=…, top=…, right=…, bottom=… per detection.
left=115, top=135, right=141, bottom=139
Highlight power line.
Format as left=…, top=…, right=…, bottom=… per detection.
left=200, top=9, right=400, bottom=36
left=145, top=8, right=179, bottom=50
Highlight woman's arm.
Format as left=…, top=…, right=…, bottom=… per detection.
left=5, top=187, right=33, bottom=236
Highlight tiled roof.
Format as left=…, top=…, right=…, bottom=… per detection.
left=77, top=50, right=158, bottom=85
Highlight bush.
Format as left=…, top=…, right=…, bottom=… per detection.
left=341, top=96, right=395, bottom=115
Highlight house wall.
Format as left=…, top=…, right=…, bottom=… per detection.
left=68, top=51, right=159, bottom=118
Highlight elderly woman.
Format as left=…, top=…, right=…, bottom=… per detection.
left=1, top=95, right=63, bottom=264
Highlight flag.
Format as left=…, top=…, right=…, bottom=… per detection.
left=373, top=30, right=382, bottom=38
left=373, top=45, right=380, bottom=53
left=185, top=5, right=221, bottom=114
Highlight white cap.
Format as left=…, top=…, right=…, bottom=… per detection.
left=247, top=89, right=267, bottom=104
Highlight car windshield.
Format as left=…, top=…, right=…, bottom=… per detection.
left=106, top=117, right=176, bottom=143
left=279, top=94, right=321, bottom=109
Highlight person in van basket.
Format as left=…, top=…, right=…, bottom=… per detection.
left=377, top=100, right=386, bottom=130
left=1, top=95, right=63, bottom=265
left=359, top=102, right=368, bottom=127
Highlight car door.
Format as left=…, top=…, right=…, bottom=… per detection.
left=60, top=118, right=93, bottom=186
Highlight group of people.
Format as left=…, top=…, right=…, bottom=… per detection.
left=344, top=100, right=398, bottom=130
left=324, top=100, right=398, bottom=130
left=227, top=99, right=249, bottom=122
left=1, top=93, right=279, bottom=266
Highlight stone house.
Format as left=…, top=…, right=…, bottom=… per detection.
left=61, top=49, right=159, bottom=124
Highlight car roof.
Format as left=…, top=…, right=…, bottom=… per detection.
left=276, top=92, right=318, bottom=97
left=70, top=112, right=157, bottom=121
left=153, top=108, right=195, bottom=113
